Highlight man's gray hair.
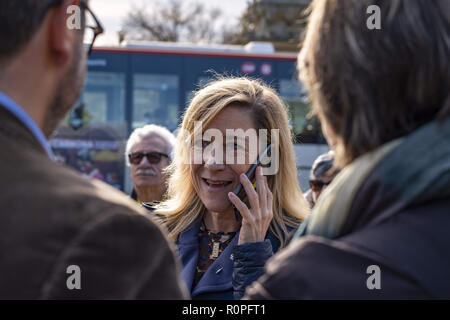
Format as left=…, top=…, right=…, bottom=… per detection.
left=125, top=124, right=177, bottom=166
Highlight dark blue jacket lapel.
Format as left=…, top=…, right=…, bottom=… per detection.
left=177, top=219, right=201, bottom=292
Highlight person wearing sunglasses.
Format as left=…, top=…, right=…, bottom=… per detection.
left=304, top=151, right=339, bottom=208
left=126, top=125, right=177, bottom=205
left=0, top=0, right=187, bottom=299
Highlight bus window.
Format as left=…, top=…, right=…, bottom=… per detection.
left=83, top=72, right=126, bottom=123
left=279, top=79, right=324, bottom=144
left=132, top=74, right=179, bottom=131
left=51, top=71, right=127, bottom=191
left=279, top=78, right=329, bottom=191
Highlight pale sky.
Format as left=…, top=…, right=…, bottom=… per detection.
left=90, top=0, right=249, bottom=46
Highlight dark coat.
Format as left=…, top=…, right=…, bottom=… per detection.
left=245, top=118, right=450, bottom=299
left=0, top=107, right=188, bottom=299
left=177, top=218, right=286, bottom=300
left=245, top=199, right=450, bottom=299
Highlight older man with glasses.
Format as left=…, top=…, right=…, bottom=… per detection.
left=126, top=125, right=177, bottom=205
left=0, top=0, right=187, bottom=299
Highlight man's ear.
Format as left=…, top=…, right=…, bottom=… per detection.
left=48, top=0, right=81, bottom=66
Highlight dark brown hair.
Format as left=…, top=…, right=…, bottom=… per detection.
left=0, top=0, right=66, bottom=59
left=299, top=0, right=450, bottom=166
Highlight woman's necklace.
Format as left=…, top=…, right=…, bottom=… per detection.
left=202, top=216, right=238, bottom=259
left=211, top=240, right=220, bottom=259
left=202, top=217, right=221, bottom=259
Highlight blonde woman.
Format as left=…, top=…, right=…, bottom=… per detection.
left=154, top=77, right=309, bottom=300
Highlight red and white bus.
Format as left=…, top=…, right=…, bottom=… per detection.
left=51, top=41, right=329, bottom=193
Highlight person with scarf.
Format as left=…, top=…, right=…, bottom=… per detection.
left=245, top=0, right=450, bottom=299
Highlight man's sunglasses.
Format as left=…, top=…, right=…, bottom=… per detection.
left=128, top=152, right=169, bottom=165
left=309, top=180, right=331, bottom=192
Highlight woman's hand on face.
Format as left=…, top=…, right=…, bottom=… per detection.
left=228, top=166, right=274, bottom=245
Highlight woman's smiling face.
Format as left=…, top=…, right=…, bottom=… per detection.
left=192, top=106, right=258, bottom=215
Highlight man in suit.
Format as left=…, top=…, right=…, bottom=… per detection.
left=0, top=0, right=188, bottom=299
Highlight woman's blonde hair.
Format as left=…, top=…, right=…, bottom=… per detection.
left=155, top=77, right=309, bottom=247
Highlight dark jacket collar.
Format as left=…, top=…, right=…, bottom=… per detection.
left=343, top=117, right=450, bottom=235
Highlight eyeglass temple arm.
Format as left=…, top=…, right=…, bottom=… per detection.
left=80, top=1, right=104, bottom=34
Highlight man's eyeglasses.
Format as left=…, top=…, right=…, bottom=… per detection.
left=80, top=1, right=104, bottom=55
left=309, top=180, right=331, bottom=192
left=44, top=0, right=104, bottom=56
left=128, top=152, right=169, bottom=165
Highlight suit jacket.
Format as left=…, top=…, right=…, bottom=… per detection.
left=0, top=107, right=188, bottom=299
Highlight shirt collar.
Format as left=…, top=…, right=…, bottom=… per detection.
left=0, top=92, right=55, bottom=160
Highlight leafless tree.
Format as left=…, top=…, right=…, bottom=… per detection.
left=122, top=0, right=223, bottom=43
left=224, top=0, right=309, bottom=50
